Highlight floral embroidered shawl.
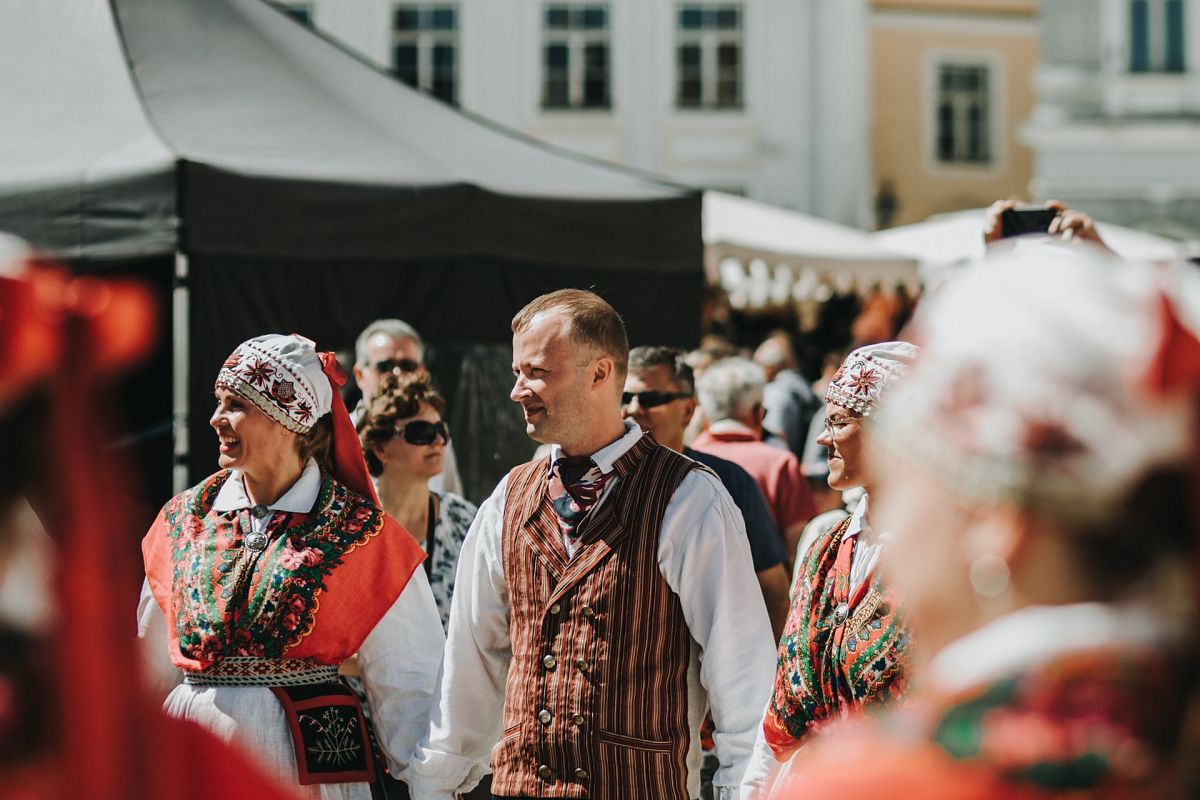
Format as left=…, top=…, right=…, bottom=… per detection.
left=142, top=470, right=425, bottom=671
left=777, top=644, right=1193, bottom=799
left=764, top=514, right=910, bottom=758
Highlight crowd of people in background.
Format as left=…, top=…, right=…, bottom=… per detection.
left=4, top=202, right=1200, bottom=799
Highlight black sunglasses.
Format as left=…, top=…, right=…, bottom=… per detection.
left=394, top=419, right=450, bottom=446
left=373, top=358, right=422, bottom=374
left=621, top=390, right=692, bottom=409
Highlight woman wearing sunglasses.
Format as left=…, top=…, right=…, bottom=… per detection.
left=359, top=373, right=478, bottom=630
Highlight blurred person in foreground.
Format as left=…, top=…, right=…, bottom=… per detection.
left=741, top=341, right=918, bottom=798
left=138, top=333, right=444, bottom=797
left=359, top=372, right=478, bottom=630
left=0, top=235, right=299, bottom=798
left=772, top=242, right=1200, bottom=799
left=623, top=346, right=790, bottom=638
left=405, top=290, right=774, bottom=800
left=352, top=318, right=463, bottom=496
left=692, top=358, right=817, bottom=569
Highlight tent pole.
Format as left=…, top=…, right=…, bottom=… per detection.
left=172, top=250, right=190, bottom=494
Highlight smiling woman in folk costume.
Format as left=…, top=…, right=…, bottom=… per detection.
left=742, top=340, right=918, bottom=798
left=775, top=244, right=1200, bottom=798
left=138, top=333, right=445, bottom=798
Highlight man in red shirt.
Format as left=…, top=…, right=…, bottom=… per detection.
left=691, top=357, right=816, bottom=570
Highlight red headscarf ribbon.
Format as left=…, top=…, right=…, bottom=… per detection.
left=317, top=351, right=379, bottom=506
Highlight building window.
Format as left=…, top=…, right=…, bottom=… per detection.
left=1129, top=0, right=1186, bottom=72
left=935, top=63, right=991, bottom=165
left=271, top=1, right=313, bottom=26
left=393, top=5, right=459, bottom=105
left=676, top=4, right=743, bottom=110
left=542, top=4, right=611, bottom=109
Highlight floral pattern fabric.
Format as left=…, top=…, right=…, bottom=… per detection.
left=779, top=645, right=1193, bottom=799
left=764, top=515, right=910, bottom=758
left=426, top=491, right=477, bottom=630
left=161, top=470, right=386, bottom=665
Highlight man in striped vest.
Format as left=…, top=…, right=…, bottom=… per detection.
left=406, top=290, right=776, bottom=800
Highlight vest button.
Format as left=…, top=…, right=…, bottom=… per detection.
left=833, top=602, right=850, bottom=626
left=572, top=714, right=585, bottom=727
left=574, top=658, right=590, bottom=672
left=549, top=602, right=562, bottom=615
left=537, top=708, right=552, bottom=725
left=581, top=605, right=596, bottom=619
left=543, top=654, right=558, bottom=670
left=574, top=768, right=589, bottom=780
left=537, top=764, right=553, bottom=781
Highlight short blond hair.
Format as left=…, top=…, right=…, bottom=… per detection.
left=511, top=289, right=629, bottom=379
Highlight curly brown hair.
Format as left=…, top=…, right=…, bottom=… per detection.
left=357, top=372, right=446, bottom=477
left=297, top=414, right=334, bottom=473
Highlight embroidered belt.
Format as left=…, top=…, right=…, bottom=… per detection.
left=183, top=657, right=339, bottom=687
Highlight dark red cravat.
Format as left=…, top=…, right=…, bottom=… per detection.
left=546, top=455, right=615, bottom=541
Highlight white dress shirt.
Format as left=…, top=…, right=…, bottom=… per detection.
left=404, top=421, right=776, bottom=800
left=137, top=460, right=446, bottom=799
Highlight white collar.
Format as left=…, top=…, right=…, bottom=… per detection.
left=548, top=420, right=643, bottom=475
left=707, top=419, right=756, bottom=436
left=213, top=458, right=322, bottom=513
left=843, top=493, right=870, bottom=541
left=927, top=602, right=1168, bottom=694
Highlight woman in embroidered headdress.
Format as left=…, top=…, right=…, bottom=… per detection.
left=741, top=341, right=919, bottom=797
left=771, top=243, right=1200, bottom=798
left=138, top=334, right=445, bottom=798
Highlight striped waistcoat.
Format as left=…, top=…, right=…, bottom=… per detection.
left=491, top=434, right=701, bottom=799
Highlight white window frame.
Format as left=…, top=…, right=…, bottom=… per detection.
left=541, top=4, right=612, bottom=110
left=392, top=4, right=459, bottom=104
left=923, top=50, right=1007, bottom=177
left=1127, top=0, right=1186, bottom=72
left=675, top=3, right=744, bottom=110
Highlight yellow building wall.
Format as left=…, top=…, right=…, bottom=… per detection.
left=872, top=1, right=1039, bottom=228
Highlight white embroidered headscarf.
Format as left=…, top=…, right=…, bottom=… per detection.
left=875, top=242, right=1199, bottom=523
left=825, top=341, right=919, bottom=417
left=216, top=334, right=333, bottom=434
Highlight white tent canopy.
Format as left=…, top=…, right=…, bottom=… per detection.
left=874, top=208, right=1185, bottom=286
left=703, top=191, right=919, bottom=309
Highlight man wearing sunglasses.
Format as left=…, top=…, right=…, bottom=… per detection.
left=623, top=346, right=790, bottom=640
left=351, top=318, right=462, bottom=496
left=407, top=290, right=774, bottom=800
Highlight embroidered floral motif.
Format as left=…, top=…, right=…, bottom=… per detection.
left=272, top=378, right=297, bottom=404
left=243, top=358, right=276, bottom=388
left=848, top=366, right=880, bottom=397
left=162, top=472, right=386, bottom=664
left=930, top=649, right=1183, bottom=792
left=764, top=516, right=910, bottom=756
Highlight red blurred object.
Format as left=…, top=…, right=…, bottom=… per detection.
left=0, top=242, right=299, bottom=799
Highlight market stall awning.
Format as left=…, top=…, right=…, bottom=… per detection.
left=874, top=208, right=1185, bottom=287
left=703, top=191, right=918, bottom=308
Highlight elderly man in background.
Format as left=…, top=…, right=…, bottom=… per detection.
left=753, top=331, right=818, bottom=459
left=691, top=358, right=816, bottom=568
left=352, top=318, right=462, bottom=496
left=623, top=345, right=791, bottom=639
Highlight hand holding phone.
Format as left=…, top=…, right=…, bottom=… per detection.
left=999, top=207, right=1060, bottom=239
